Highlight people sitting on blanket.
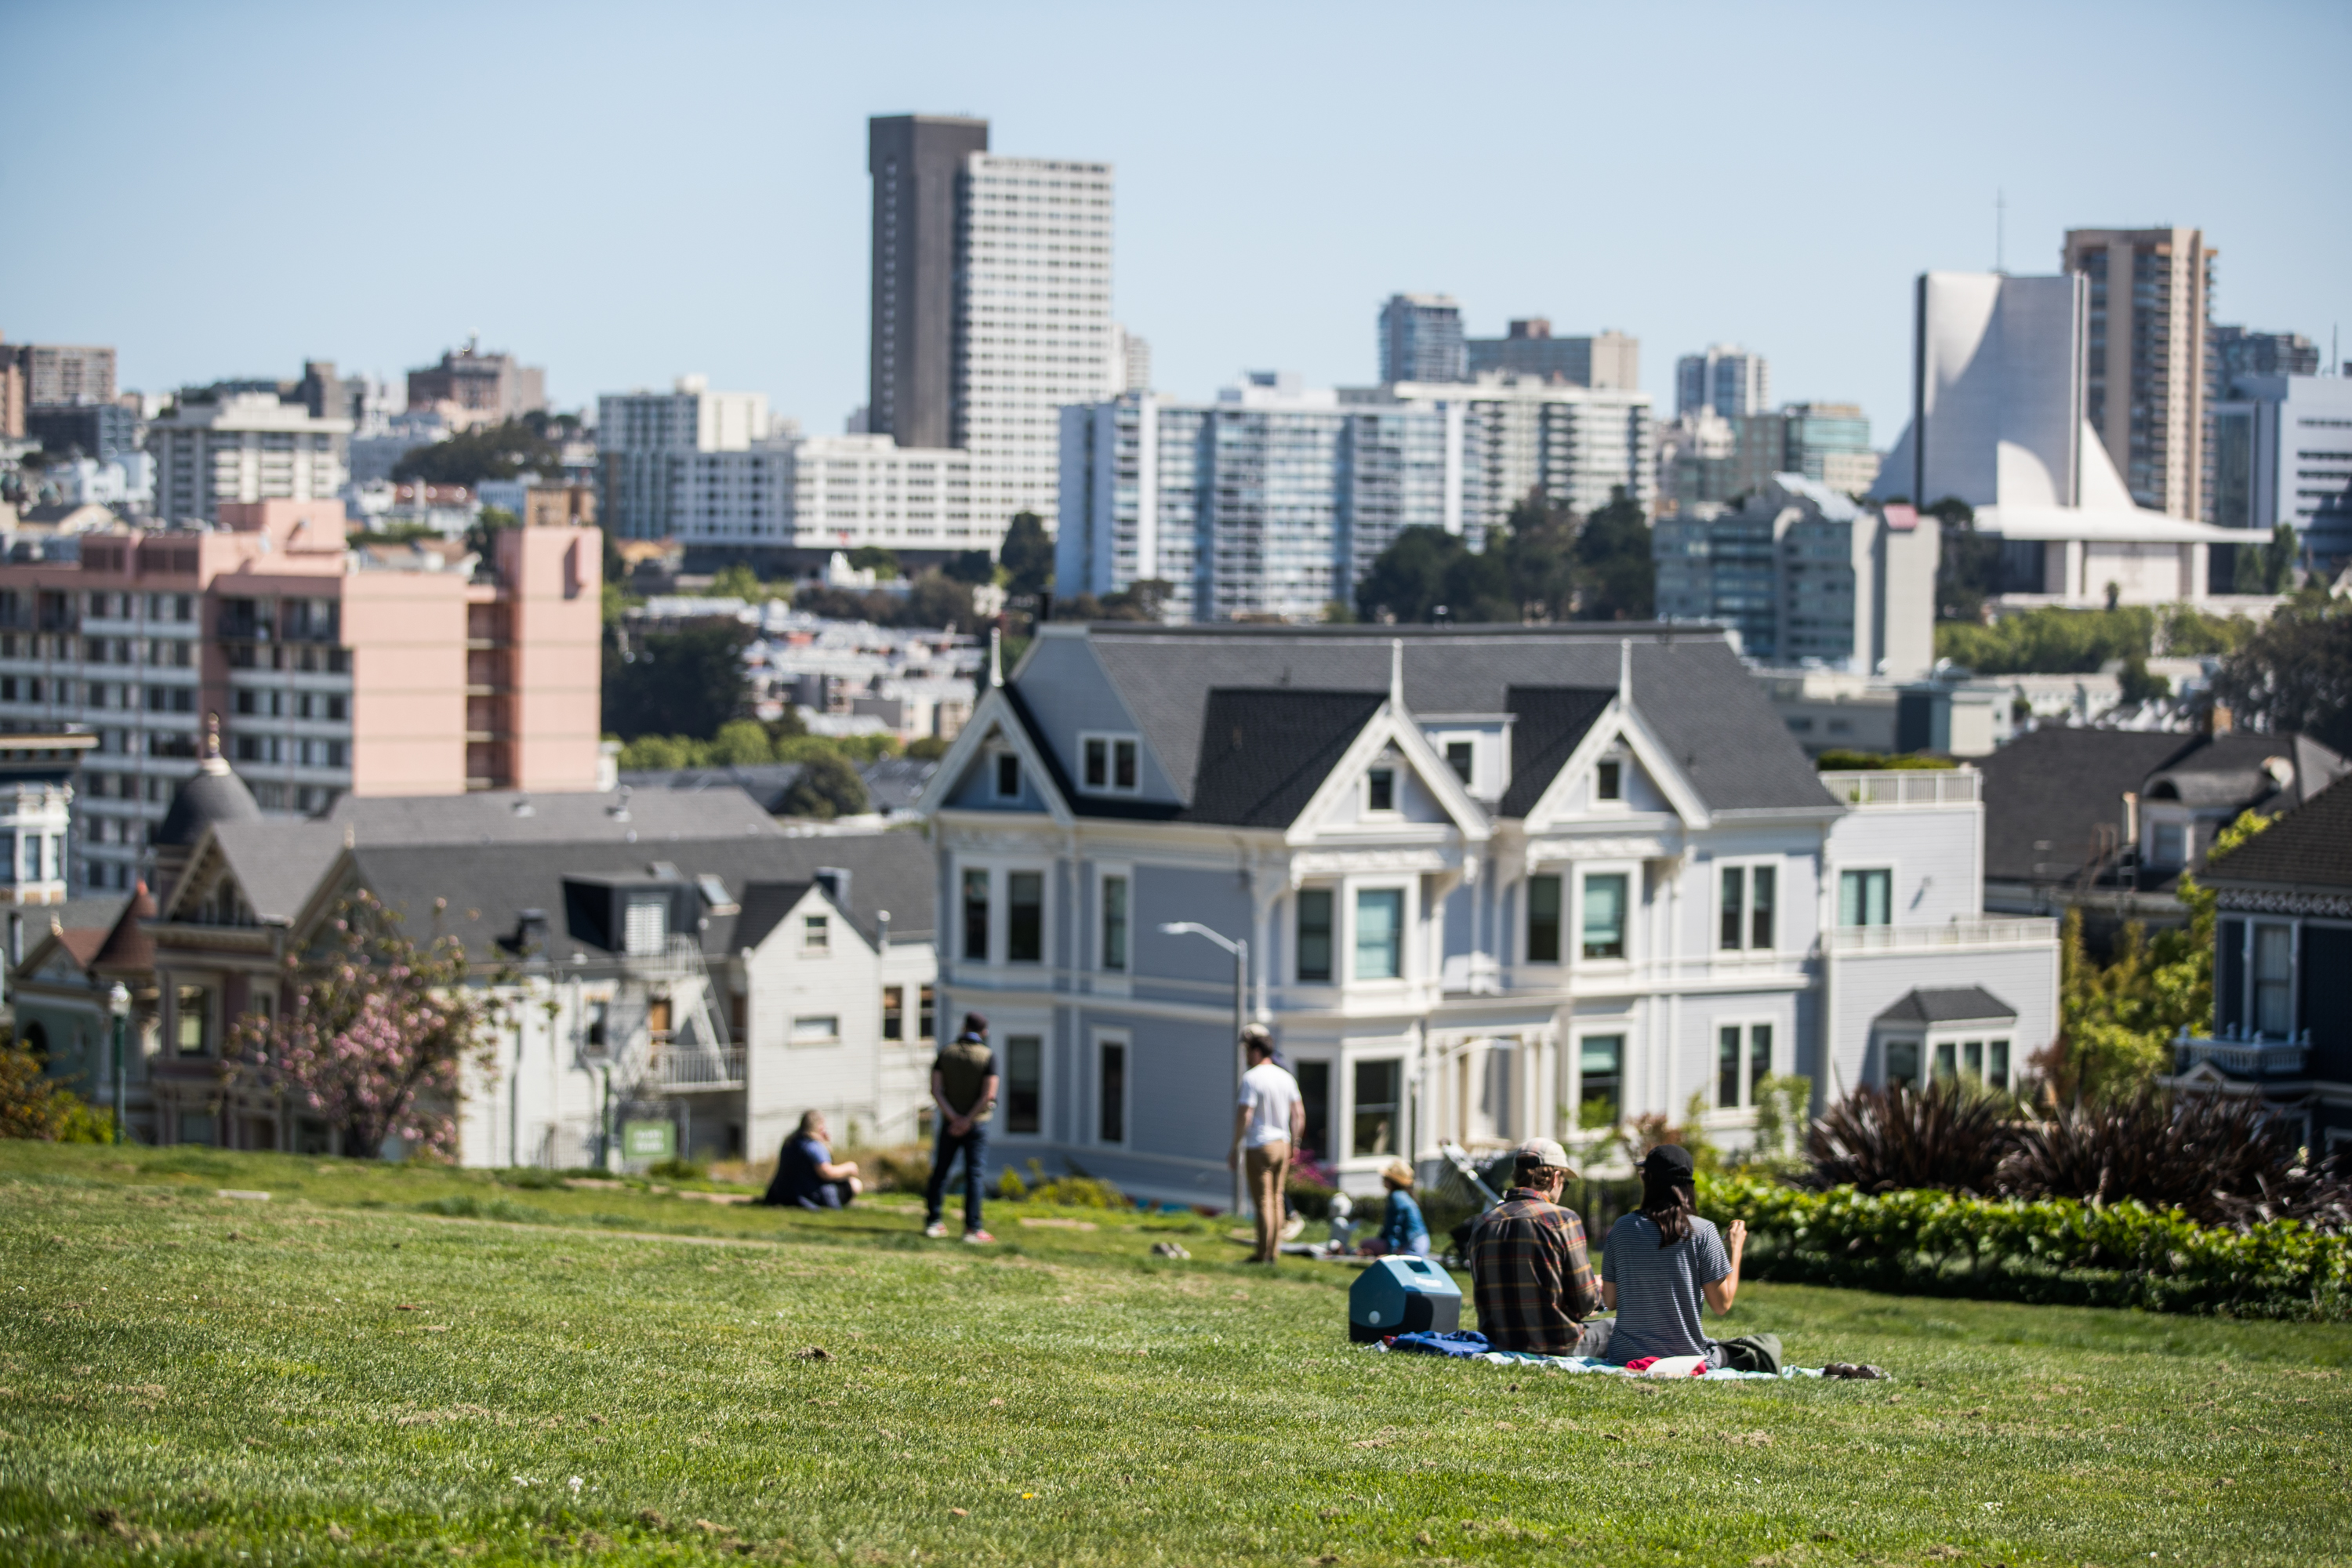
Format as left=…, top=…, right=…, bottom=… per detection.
left=1462, top=1137, right=1606, bottom=1356
left=762, top=1111, right=862, bottom=1210
left=1600, top=1144, right=1780, bottom=1374
left=1359, top=1158, right=1432, bottom=1258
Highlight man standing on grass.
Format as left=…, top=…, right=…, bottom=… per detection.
left=1229, top=1025, right=1304, bottom=1264
left=924, top=1011, right=999, bottom=1243
left=1465, top=1137, right=1605, bottom=1356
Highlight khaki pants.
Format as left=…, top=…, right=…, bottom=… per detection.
left=1244, top=1141, right=1290, bottom=1262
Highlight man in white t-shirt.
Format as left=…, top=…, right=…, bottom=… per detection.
left=1229, top=1025, right=1304, bottom=1264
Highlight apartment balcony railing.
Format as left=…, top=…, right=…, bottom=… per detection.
left=650, top=1047, right=745, bottom=1091
left=1830, top=916, right=2057, bottom=954
left=1820, top=769, right=1983, bottom=808
left=2172, top=1031, right=2309, bottom=1078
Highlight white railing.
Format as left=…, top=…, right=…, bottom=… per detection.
left=1820, top=769, right=1982, bottom=808
left=2173, top=1034, right=2308, bottom=1077
left=651, top=1047, right=745, bottom=1091
left=1831, top=917, right=2057, bottom=953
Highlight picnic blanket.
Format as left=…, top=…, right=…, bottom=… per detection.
left=1371, top=1330, right=1828, bottom=1381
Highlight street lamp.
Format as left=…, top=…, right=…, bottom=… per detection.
left=106, top=982, right=131, bottom=1145
left=1159, top=920, right=1248, bottom=1215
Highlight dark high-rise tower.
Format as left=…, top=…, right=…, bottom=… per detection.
left=868, top=114, right=989, bottom=449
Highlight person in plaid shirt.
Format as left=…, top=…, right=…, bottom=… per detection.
left=1465, top=1137, right=1608, bottom=1356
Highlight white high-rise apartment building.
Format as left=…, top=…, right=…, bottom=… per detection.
left=597, top=378, right=775, bottom=542
left=956, top=154, right=1115, bottom=539
left=1389, top=374, right=1657, bottom=519
left=146, top=394, right=350, bottom=524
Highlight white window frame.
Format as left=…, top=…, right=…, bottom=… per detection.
left=956, top=858, right=1054, bottom=970
left=1573, top=862, right=1638, bottom=967
left=1092, top=1027, right=1131, bottom=1147
left=1569, top=1025, right=1628, bottom=1132
left=991, top=749, right=1022, bottom=801
left=1590, top=750, right=1630, bottom=811
left=789, top=1014, right=841, bottom=1046
left=1711, top=1017, right=1777, bottom=1111
left=1345, top=879, right=1413, bottom=985
left=1343, top=1051, right=1410, bottom=1163
left=1715, top=858, right=1781, bottom=955
left=1878, top=1032, right=1925, bottom=1089
left=1293, top=884, right=1339, bottom=986
left=1094, top=863, right=1132, bottom=976
left=1363, top=762, right=1400, bottom=818
left=1076, top=731, right=1142, bottom=796
left=801, top=911, right=831, bottom=955
left=1925, top=1029, right=2015, bottom=1090
left=1522, top=869, right=1566, bottom=968
left=996, top=1017, right=1051, bottom=1141
left=1837, top=863, right=1897, bottom=928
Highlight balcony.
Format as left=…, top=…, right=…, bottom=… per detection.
left=1820, top=769, right=1982, bottom=808
left=651, top=1046, right=744, bottom=1091
left=2172, top=1031, right=2309, bottom=1078
left=1831, top=916, right=2057, bottom=954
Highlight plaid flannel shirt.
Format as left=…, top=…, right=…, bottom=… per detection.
left=1466, top=1188, right=1600, bottom=1354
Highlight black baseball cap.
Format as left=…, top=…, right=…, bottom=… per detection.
left=960, top=1011, right=988, bottom=1036
left=1641, top=1144, right=1695, bottom=1180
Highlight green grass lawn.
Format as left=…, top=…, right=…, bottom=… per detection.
left=3, top=1143, right=2349, bottom=1566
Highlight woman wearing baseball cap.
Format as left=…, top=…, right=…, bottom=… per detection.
left=1600, top=1144, right=1780, bottom=1372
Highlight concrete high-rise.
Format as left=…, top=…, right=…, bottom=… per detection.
left=1675, top=344, right=1769, bottom=419
left=867, top=114, right=989, bottom=452
left=1379, top=295, right=1467, bottom=384
left=2060, top=227, right=2214, bottom=519
left=1465, top=320, right=1639, bottom=389
left=145, top=393, right=350, bottom=524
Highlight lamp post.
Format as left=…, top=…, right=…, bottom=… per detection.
left=106, top=982, right=131, bottom=1144
left=1159, top=920, right=1248, bottom=1215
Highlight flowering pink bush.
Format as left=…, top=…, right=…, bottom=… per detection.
left=228, top=891, right=499, bottom=1160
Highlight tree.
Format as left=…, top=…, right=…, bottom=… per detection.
left=390, top=420, right=561, bottom=486
left=1354, top=525, right=1465, bottom=622
left=708, top=562, right=776, bottom=601
left=1495, top=490, right=1577, bottom=621
left=1935, top=607, right=2154, bottom=675
left=901, top=570, right=978, bottom=630
left=942, top=550, right=996, bottom=585
left=1571, top=487, right=1654, bottom=621
left=2209, top=590, right=2352, bottom=752
left=1927, top=495, right=2003, bottom=622
left=603, top=622, right=751, bottom=741
left=779, top=751, right=870, bottom=819
left=847, top=546, right=901, bottom=578
left=1000, top=511, right=1054, bottom=598
left=227, top=891, right=501, bottom=1160
left=710, top=719, right=777, bottom=766
left=2234, top=523, right=2301, bottom=595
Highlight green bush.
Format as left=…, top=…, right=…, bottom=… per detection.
left=647, top=1157, right=709, bottom=1181
left=1700, top=1174, right=2352, bottom=1320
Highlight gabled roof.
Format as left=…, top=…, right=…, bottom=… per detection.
left=734, top=881, right=819, bottom=950
left=1501, top=687, right=1615, bottom=818
left=1874, top=986, right=2016, bottom=1025
left=1184, top=689, right=1386, bottom=828
left=91, top=882, right=156, bottom=973
left=1065, top=625, right=1824, bottom=816
left=181, top=822, right=346, bottom=924
left=619, top=764, right=805, bottom=815
left=2202, top=775, right=2352, bottom=892
left=1976, top=728, right=2201, bottom=885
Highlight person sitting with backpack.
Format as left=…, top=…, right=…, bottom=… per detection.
left=1599, top=1143, right=1780, bottom=1374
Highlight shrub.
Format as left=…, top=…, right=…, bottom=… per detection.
left=1806, top=1079, right=2014, bottom=1196
left=1701, top=1173, right=2352, bottom=1320
left=2001, top=1091, right=2351, bottom=1231
left=990, top=1157, right=1124, bottom=1208
left=647, top=1156, right=709, bottom=1181
left=0, top=1047, right=114, bottom=1143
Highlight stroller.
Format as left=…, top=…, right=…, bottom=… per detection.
left=1433, top=1141, right=1514, bottom=1270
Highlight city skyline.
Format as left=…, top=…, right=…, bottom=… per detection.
left=2, top=1, right=2344, bottom=445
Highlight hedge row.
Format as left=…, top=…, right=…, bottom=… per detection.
left=1697, top=1174, right=2352, bottom=1320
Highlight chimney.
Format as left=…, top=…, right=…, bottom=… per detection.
left=2122, top=790, right=2140, bottom=848
left=2209, top=703, right=2233, bottom=736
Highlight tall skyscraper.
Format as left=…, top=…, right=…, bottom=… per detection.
left=1379, top=294, right=1467, bottom=384
left=2060, top=227, right=2214, bottom=519
left=866, top=114, right=1111, bottom=542
left=866, top=114, right=989, bottom=451
left=1675, top=344, right=1769, bottom=419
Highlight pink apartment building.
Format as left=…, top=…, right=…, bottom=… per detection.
left=0, top=499, right=601, bottom=891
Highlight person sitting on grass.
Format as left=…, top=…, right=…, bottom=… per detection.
left=762, top=1111, right=862, bottom=1210
left=1464, top=1137, right=1604, bottom=1356
left=1600, top=1143, right=1779, bottom=1373
left=1360, top=1158, right=1432, bottom=1258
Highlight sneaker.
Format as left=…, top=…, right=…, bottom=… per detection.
left=962, top=1229, right=996, bottom=1244
left=924, top=1221, right=949, bottom=1239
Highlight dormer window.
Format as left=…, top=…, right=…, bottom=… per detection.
left=1080, top=732, right=1140, bottom=793
left=1445, top=741, right=1473, bottom=785
left=1596, top=760, right=1622, bottom=802
left=623, top=895, right=668, bottom=956
left=1366, top=767, right=1396, bottom=813
left=994, top=753, right=1021, bottom=800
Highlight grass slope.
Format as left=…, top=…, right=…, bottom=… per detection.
left=2, top=1143, right=2349, bottom=1566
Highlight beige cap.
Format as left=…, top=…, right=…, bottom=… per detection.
left=1380, top=1158, right=1414, bottom=1186
left=1515, top=1136, right=1574, bottom=1174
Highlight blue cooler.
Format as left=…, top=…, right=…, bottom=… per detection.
left=1348, top=1254, right=1462, bottom=1341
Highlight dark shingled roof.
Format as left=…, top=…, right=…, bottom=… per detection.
left=1874, top=986, right=2017, bottom=1025
left=1069, top=624, right=1826, bottom=816
left=2202, top=775, right=2352, bottom=891
left=1976, top=728, right=2199, bottom=886
left=1183, top=689, right=1386, bottom=828
left=1501, top=687, right=1616, bottom=817
left=155, top=761, right=262, bottom=848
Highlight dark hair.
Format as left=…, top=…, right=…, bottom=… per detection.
left=1639, top=1169, right=1695, bottom=1246
left=1243, top=1026, right=1274, bottom=1059
left=960, top=1011, right=988, bottom=1036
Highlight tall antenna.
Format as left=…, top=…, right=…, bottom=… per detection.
left=1995, top=189, right=2005, bottom=274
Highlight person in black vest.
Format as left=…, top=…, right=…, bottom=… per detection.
left=924, top=1012, right=1000, bottom=1243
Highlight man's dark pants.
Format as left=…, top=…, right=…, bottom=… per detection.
left=924, top=1123, right=988, bottom=1231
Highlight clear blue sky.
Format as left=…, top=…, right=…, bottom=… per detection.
left=3, top=0, right=2344, bottom=446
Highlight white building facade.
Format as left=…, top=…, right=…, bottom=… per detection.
left=145, top=394, right=350, bottom=524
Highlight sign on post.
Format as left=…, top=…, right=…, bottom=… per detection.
left=622, top=1120, right=675, bottom=1163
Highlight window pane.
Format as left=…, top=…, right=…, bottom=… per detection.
left=1751, top=866, right=1775, bottom=949
left=176, top=985, right=208, bottom=1056
left=1101, top=875, right=1127, bottom=971
left=1749, top=1023, right=1771, bottom=1102
left=1354, top=888, right=1403, bottom=979
left=996, top=753, right=1020, bottom=797
left=882, top=986, right=903, bottom=1040
left=1296, top=889, right=1334, bottom=982
left=1577, top=1035, right=1621, bottom=1127
left=1840, top=869, right=1890, bottom=927
left=1352, top=1058, right=1401, bottom=1156
left=804, top=913, right=829, bottom=951
left=1367, top=768, right=1395, bottom=811
left=625, top=897, right=668, bottom=956
left=1526, top=874, right=1561, bottom=963
left=1083, top=737, right=1106, bottom=788
left=1988, top=1039, right=2009, bottom=1090
left=1113, top=738, right=1137, bottom=789
left=2252, top=924, right=2292, bottom=1035
left=1099, top=1041, right=1125, bottom=1144
left=1719, top=866, right=1744, bottom=949
left=1596, top=760, right=1621, bottom=800
left=1297, top=1060, right=1330, bottom=1160
left=918, top=984, right=935, bottom=1040
left=1446, top=741, right=1472, bottom=783
left=961, top=869, right=989, bottom=960
left=1718, top=1025, right=1740, bottom=1108
left=1007, top=872, right=1044, bottom=964
left=1886, top=1038, right=1918, bottom=1087
left=1963, top=1039, right=1983, bottom=1078
left=1006, top=1036, right=1042, bottom=1134
left=1934, top=1039, right=1957, bottom=1079
left=1581, top=874, right=1627, bottom=959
